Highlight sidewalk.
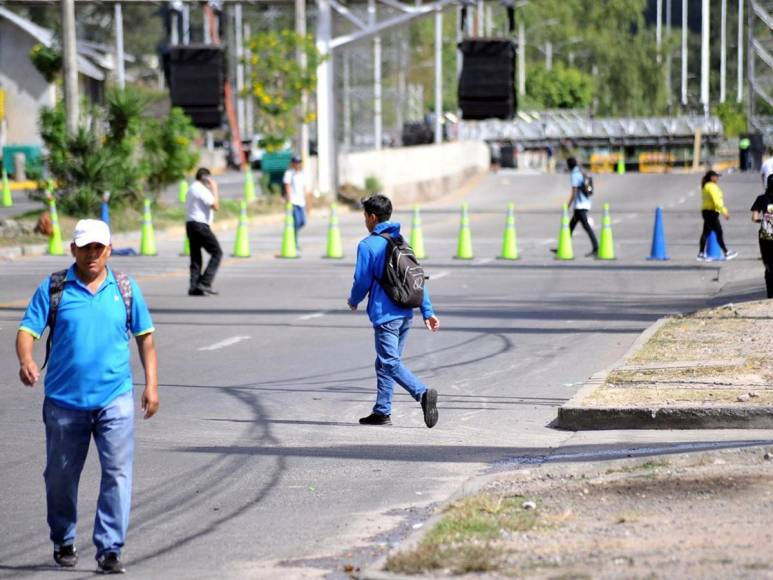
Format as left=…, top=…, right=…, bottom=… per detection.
left=558, top=299, right=773, bottom=430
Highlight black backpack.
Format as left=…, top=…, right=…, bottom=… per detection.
left=377, top=233, right=425, bottom=309
left=42, top=269, right=133, bottom=369
left=580, top=173, right=594, bottom=196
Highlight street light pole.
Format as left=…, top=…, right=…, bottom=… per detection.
left=737, top=0, right=744, bottom=103
left=700, top=0, right=709, bottom=115
left=656, top=0, right=662, bottom=64
left=115, top=2, right=125, bottom=89
left=720, top=0, right=727, bottom=102
left=295, top=0, right=309, bottom=163
left=517, top=20, right=525, bottom=97
left=434, top=8, right=443, bottom=144
left=681, top=0, right=688, bottom=106
left=62, top=0, right=78, bottom=134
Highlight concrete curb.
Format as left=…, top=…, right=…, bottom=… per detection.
left=556, top=315, right=773, bottom=430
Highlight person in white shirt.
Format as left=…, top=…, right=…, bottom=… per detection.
left=566, top=157, right=599, bottom=257
left=185, top=168, right=222, bottom=296
left=283, top=156, right=310, bottom=249
left=760, top=149, right=773, bottom=189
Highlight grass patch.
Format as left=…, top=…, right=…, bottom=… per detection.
left=384, top=494, right=538, bottom=574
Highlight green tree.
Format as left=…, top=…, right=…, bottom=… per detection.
left=526, top=64, right=594, bottom=109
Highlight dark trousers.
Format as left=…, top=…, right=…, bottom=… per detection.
left=760, top=238, right=773, bottom=298
left=186, top=221, right=222, bottom=290
left=699, top=210, right=728, bottom=253
left=569, top=209, right=598, bottom=251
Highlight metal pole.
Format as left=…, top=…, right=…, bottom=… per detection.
left=477, top=0, right=484, bottom=36
left=369, top=0, right=382, bottom=150
left=681, top=0, right=687, bottom=106
left=182, top=3, right=190, bottom=44
left=720, top=0, right=727, bottom=102
left=666, top=0, right=672, bottom=108
left=203, top=5, right=210, bottom=43
left=343, top=52, right=352, bottom=149
left=245, top=22, right=254, bottom=133
left=115, top=2, right=125, bottom=89
left=518, top=20, right=525, bottom=97
left=434, top=9, right=443, bottom=144
left=747, top=0, right=754, bottom=124
left=62, top=0, right=78, bottom=134
left=737, top=0, right=744, bottom=103
left=396, top=31, right=406, bottom=144
left=545, top=41, right=552, bottom=71
left=171, top=8, right=179, bottom=45
left=700, top=0, right=709, bottom=115
left=235, top=3, right=246, bottom=138
left=656, top=0, right=662, bottom=64
left=316, top=0, right=336, bottom=195
left=295, top=0, right=309, bottom=163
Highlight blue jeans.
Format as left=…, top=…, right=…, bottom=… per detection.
left=293, top=205, right=306, bottom=246
left=43, top=391, right=134, bottom=558
left=373, top=317, right=427, bottom=416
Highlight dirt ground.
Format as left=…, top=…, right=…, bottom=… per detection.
left=384, top=446, right=773, bottom=579
left=583, top=301, right=773, bottom=408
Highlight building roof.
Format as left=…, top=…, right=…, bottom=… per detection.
left=0, top=5, right=105, bottom=81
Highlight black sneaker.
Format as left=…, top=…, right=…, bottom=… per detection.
left=359, top=413, right=392, bottom=426
left=198, top=285, right=219, bottom=295
left=585, top=250, right=598, bottom=258
left=97, top=552, right=125, bottom=574
left=53, top=544, right=78, bottom=567
left=188, top=287, right=206, bottom=296
left=421, top=388, right=439, bottom=428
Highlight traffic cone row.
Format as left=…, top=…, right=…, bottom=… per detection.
left=499, top=202, right=519, bottom=260
left=555, top=204, right=574, bottom=260
left=232, top=200, right=251, bottom=257
left=278, top=202, right=298, bottom=259
left=2, top=170, right=12, bottom=207
left=140, top=199, right=157, bottom=256
left=597, top=203, right=615, bottom=260
left=324, top=202, right=343, bottom=259
left=454, top=202, right=474, bottom=260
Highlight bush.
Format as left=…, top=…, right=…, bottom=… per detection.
left=364, top=175, right=383, bottom=194
left=526, top=63, right=594, bottom=110
left=715, top=102, right=747, bottom=138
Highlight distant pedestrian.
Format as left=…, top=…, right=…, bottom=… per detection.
left=566, top=157, right=598, bottom=257
left=283, top=155, right=310, bottom=250
left=760, top=148, right=773, bottom=189
left=739, top=136, right=752, bottom=171
left=347, top=194, right=440, bottom=428
left=15, top=219, right=158, bottom=574
left=698, top=170, right=737, bottom=261
left=186, top=167, right=222, bottom=296
left=751, top=174, right=773, bottom=298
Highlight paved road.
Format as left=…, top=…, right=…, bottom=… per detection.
left=1, top=171, right=772, bottom=579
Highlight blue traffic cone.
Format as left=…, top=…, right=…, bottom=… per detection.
left=704, top=231, right=723, bottom=260
left=647, top=206, right=670, bottom=261
left=100, top=201, right=110, bottom=226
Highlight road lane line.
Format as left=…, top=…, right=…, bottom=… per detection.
left=198, top=335, right=251, bottom=351
left=430, top=271, right=451, bottom=280
left=297, top=311, right=328, bottom=321
left=475, top=258, right=494, bottom=265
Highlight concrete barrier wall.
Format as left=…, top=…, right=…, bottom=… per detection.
left=338, top=141, right=489, bottom=203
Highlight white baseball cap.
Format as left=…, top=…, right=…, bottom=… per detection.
left=72, top=219, right=111, bottom=247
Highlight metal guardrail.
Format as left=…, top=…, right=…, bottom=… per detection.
left=458, top=113, right=724, bottom=147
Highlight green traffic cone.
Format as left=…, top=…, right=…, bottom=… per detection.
left=140, top=199, right=157, bottom=256
left=454, top=202, right=474, bottom=260
left=232, top=200, right=251, bottom=257
left=597, top=203, right=616, bottom=260
left=499, top=203, right=519, bottom=260
left=180, top=234, right=190, bottom=257
left=410, top=205, right=426, bottom=259
left=47, top=198, right=64, bottom=256
left=277, top=202, right=298, bottom=259
left=2, top=170, right=13, bottom=207
left=243, top=168, right=256, bottom=203
left=178, top=179, right=188, bottom=204
left=616, top=151, right=626, bottom=175
left=323, top=202, right=343, bottom=259
left=555, top=204, right=574, bottom=260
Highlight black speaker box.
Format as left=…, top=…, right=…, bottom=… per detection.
left=184, top=107, right=223, bottom=129
left=169, top=45, right=225, bottom=109
left=458, top=39, right=516, bottom=120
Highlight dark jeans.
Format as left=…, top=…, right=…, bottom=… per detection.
left=569, top=209, right=598, bottom=252
left=292, top=205, right=306, bottom=246
left=760, top=238, right=773, bottom=298
left=699, top=210, right=728, bottom=253
left=186, top=221, right=222, bottom=290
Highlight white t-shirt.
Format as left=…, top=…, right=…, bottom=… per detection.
left=186, top=180, right=215, bottom=225
left=761, top=157, right=773, bottom=188
left=283, top=169, right=307, bottom=207
left=570, top=167, right=591, bottom=211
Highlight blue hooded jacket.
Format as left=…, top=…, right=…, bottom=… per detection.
left=348, top=221, right=434, bottom=327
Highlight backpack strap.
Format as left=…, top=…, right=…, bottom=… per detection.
left=42, top=269, right=68, bottom=370
left=113, top=271, right=133, bottom=333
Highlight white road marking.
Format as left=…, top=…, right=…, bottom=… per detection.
left=297, top=311, right=327, bottom=321
left=430, top=271, right=451, bottom=280
left=198, top=335, right=251, bottom=351
left=476, top=258, right=494, bottom=265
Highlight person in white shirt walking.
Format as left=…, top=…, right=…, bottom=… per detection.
left=185, top=168, right=222, bottom=296
left=283, top=156, right=310, bottom=250
left=760, top=149, right=773, bottom=189
left=566, top=157, right=599, bottom=257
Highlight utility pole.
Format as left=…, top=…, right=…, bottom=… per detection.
left=517, top=20, right=525, bottom=97
left=235, top=3, right=246, bottom=138
left=720, top=0, right=727, bottom=102
left=666, top=0, right=672, bottom=108
left=545, top=41, right=552, bottom=71
left=295, top=0, right=310, bottom=163
left=244, top=22, right=254, bottom=137
left=182, top=3, right=190, bottom=43
left=369, top=0, right=382, bottom=150
left=682, top=0, right=688, bottom=106
left=316, top=0, right=335, bottom=195
left=115, top=2, right=125, bottom=89
left=62, top=0, right=78, bottom=134
left=700, top=0, right=709, bottom=116
left=656, top=0, right=662, bottom=64
left=434, top=8, right=443, bottom=144
left=737, top=0, right=744, bottom=103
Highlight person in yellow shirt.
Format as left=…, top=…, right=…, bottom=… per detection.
left=698, top=170, right=737, bottom=261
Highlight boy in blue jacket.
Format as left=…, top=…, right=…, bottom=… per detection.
left=348, top=194, right=440, bottom=427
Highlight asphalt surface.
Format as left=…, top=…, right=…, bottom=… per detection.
left=1, top=171, right=773, bottom=579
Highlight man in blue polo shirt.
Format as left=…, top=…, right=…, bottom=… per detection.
left=15, top=219, right=158, bottom=574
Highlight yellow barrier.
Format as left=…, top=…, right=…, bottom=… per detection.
left=590, top=153, right=622, bottom=174
left=638, top=152, right=675, bottom=173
